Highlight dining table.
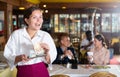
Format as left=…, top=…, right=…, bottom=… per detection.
left=48, top=64, right=120, bottom=77
left=0, top=64, right=120, bottom=77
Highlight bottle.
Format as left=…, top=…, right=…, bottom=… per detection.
left=71, top=58, right=78, bottom=69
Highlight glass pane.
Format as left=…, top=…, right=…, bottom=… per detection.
left=0, top=11, right=4, bottom=36
left=59, top=14, right=69, bottom=32
left=81, top=14, right=89, bottom=32
left=94, top=13, right=101, bottom=33
left=53, top=14, right=59, bottom=32
left=69, top=14, right=80, bottom=37
left=12, top=15, right=17, bottom=30
left=52, top=14, right=81, bottom=37
left=18, top=15, right=25, bottom=28
left=101, top=13, right=111, bottom=32
left=112, top=13, right=120, bottom=32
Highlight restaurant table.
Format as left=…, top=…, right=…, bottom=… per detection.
left=48, top=64, right=120, bottom=77
left=0, top=64, right=120, bottom=77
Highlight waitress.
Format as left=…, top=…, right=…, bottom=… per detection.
left=4, top=6, right=57, bottom=77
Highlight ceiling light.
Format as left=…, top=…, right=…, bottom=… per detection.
left=19, top=7, right=25, bottom=10
left=45, top=10, right=48, bottom=13
left=43, top=5, right=47, bottom=8
left=62, top=6, right=66, bottom=9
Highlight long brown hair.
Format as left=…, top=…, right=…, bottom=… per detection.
left=95, top=34, right=107, bottom=48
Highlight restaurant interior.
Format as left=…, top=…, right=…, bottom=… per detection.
left=0, top=0, right=120, bottom=77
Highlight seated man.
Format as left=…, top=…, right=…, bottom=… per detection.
left=53, top=33, right=77, bottom=64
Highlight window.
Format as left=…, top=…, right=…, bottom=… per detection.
left=112, top=13, right=120, bottom=32
left=0, top=11, right=4, bottom=36
left=101, top=13, right=111, bottom=32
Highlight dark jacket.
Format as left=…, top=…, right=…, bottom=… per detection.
left=53, top=46, right=77, bottom=64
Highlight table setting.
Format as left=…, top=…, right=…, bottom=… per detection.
left=48, top=64, right=120, bottom=77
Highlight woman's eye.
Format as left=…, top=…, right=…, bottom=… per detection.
left=32, top=16, right=36, bottom=19
left=39, top=16, right=43, bottom=18
left=32, top=16, right=43, bottom=19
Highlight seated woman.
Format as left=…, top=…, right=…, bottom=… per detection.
left=87, top=34, right=110, bottom=65
left=53, top=33, right=77, bottom=64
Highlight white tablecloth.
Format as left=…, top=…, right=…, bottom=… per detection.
left=48, top=64, right=120, bottom=77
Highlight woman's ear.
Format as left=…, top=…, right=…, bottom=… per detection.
left=24, top=18, right=29, bottom=25
left=100, top=40, right=102, bottom=44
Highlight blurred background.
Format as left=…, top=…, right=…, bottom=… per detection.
left=0, top=0, right=120, bottom=64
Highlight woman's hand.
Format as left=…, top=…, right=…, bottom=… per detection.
left=45, top=53, right=51, bottom=64
left=40, top=43, right=51, bottom=64
left=87, top=55, right=93, bottom=63
left=40, top=43, right=50, bottom=54
left=14, top=54, right=30, bottom=64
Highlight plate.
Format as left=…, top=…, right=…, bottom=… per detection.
left=28, top=54, right=46, bottom=59
left=89, top=71, right=117, bottom=77
left=92, top=65, right=111, bottom=69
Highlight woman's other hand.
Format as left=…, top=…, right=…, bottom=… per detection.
left=14, top=54, right=30, bottom=64
left=87, top=55, right=93, bottom=63
left=40, top=43, right=50, bottom=54
left=40, top=43, right=51, bottom=64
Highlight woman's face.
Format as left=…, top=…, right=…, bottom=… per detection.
left=94, top=38, right=102, bottom=48
left=25, top=10, right=43, bottom=31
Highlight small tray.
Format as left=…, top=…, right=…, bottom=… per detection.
left=28, top=54, right=46, bottom=59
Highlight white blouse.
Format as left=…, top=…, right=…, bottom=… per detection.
left=4, top=27, right=57, bottom=70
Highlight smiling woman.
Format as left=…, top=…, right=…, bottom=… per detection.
left=4, top=6, right=57, bottom=77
